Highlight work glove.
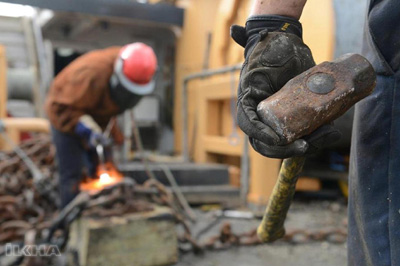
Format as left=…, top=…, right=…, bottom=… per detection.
left=231, top=15, right=341, bottom=158
left=74, top=115, right=110, bottom=149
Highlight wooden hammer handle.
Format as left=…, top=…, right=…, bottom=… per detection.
left=257, top=156, right=306, bottom=242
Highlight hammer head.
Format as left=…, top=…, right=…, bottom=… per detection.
left=257, top=53, right=376, bottom=144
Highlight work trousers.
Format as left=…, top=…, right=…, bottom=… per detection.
left=51, top=127, right=96, bottom=208
left=348, top=71, right=400, bottom=265
left=347, top=0, right=400, bottom=262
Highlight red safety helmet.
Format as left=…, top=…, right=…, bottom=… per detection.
left=119, top=43, right=157, bottom=85
left=110, top=43, right=158, bottom=110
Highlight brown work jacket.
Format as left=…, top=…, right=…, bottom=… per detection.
left=45, top=47, right=122, bottom=139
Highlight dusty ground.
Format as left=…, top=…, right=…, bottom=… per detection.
left=178, top=200, right=348, bottom=266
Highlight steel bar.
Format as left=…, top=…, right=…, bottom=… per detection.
left=160, top=164, right=196, bottom=221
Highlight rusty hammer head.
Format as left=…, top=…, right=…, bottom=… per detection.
left=256, top=53, right=376, bottom=144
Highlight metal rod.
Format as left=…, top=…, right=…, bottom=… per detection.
left=103, top=117, right=115, bottom=139
left=122, top=110, right=132, bottom=162
left=160, top=164, right=196, bottom=222
left=96, top=144, right=105, bottom=165
left=0, top=120, right=43, bottom=182
left=130, top=110, right=158, bottom=181
left=129, top=111, right=195, bottom=221
left=181, top=64, right=242, bottom=162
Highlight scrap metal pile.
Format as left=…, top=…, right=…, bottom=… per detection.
left=0, top=135, right=160, bottom=264
left=0, top=135, right=58, bottom=245
left=0, top=134, right=204, bottom=264
left=0, top=134, right=348, bottom=265
left=0, top=137, right=178, bottom=230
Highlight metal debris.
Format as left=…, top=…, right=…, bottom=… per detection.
left=201, top=222, right=347, bottom=250
left=0, top=134, right=348, bottom=266
left=0, top=135, right=58, bottom=245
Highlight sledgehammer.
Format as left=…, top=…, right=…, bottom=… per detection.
left=255, top=54, right=376, bottom=242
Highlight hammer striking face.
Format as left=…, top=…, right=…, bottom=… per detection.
left=257, top=53, right=376, bottom=145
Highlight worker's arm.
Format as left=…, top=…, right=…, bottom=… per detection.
left=46, top=93, right=109, bottom=149
left=231, top=0, right=340, bottom=158
left=250, top=0, right=307, bottom=19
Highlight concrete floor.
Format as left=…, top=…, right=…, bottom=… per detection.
left=178, top=244, right=347, bottom=266
left=178, top=200, right=348, bottom=266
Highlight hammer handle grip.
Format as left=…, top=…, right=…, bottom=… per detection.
left=257, top=156, right=306, bottom=242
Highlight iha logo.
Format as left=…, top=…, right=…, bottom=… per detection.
left=5, top=244, right=61, bottom=257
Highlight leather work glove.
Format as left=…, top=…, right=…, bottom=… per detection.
left=74, top=115, right=110, bottom=149
left=231, top=15, right=341, bottom=158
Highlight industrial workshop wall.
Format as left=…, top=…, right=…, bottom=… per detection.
left=174, top=0, right=336, bottom=205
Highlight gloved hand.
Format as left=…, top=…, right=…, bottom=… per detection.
left=231, top=15, right=341, bottom=158
left=74, top=115, right=110, bottom=149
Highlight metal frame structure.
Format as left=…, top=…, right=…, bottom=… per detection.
left=181, top=64, right=242, bottom=162
left=0, top=0, right=184, bottom=27
left=181, top=64, right=249, bottom=204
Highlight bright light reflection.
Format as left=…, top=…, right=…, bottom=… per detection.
left=0, top=3, right=36, bottom=17
left=99, top=173, right=113, bottom=185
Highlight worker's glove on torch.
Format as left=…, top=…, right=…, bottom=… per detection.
left=231, top=15, right=341, bottom=158
left=74, top=115, right=111, bottom=149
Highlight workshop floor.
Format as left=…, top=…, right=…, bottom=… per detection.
left=178, top=200, right=348, bottom=266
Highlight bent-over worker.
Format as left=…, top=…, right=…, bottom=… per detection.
left=45, top=43, right=157, bottom=208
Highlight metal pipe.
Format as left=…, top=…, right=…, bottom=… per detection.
left=181, top=64, right=242, bottom=162
left=0, top=118, right=50, bottom=133
left=32, top=15, right=50, bottom=118
left=7, top=69, right=35, bottom=101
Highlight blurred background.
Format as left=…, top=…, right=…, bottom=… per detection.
left=0, top=0, right=368, bottom=265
